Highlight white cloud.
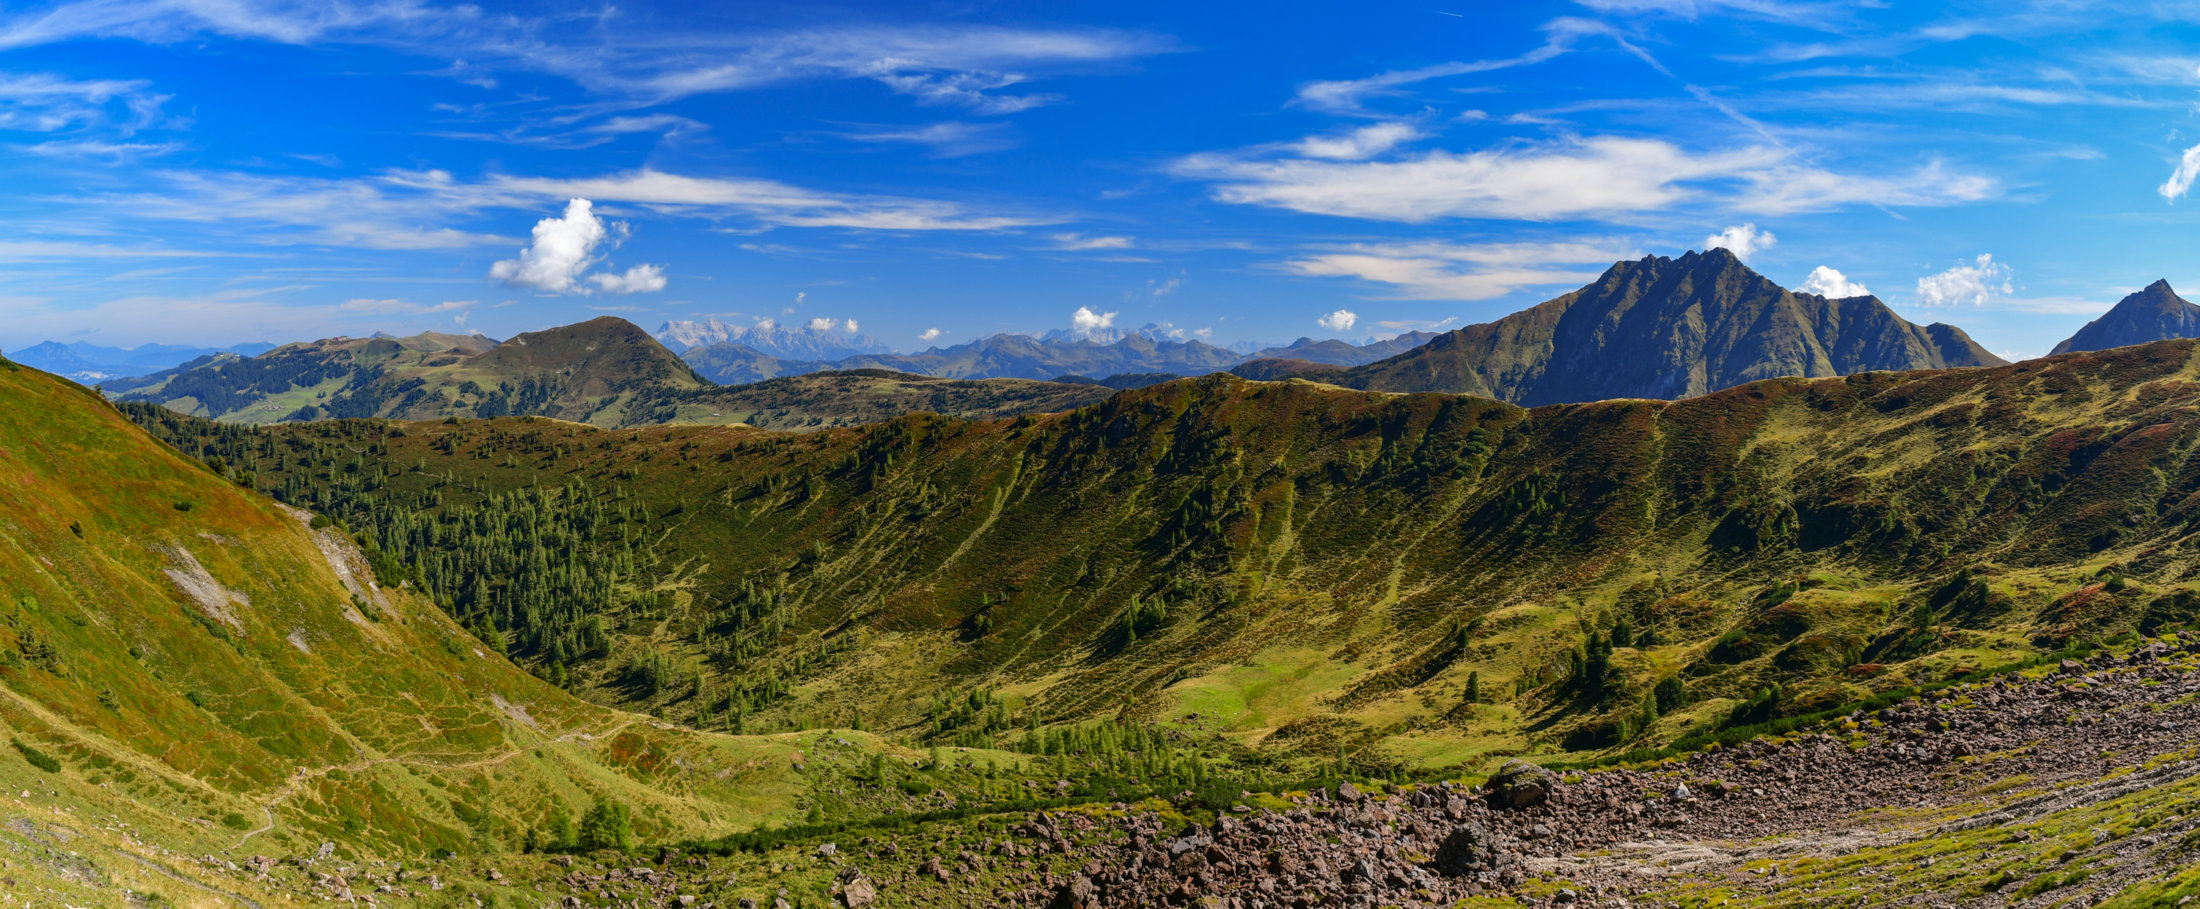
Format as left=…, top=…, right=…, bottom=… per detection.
left=489, top=198, right=666, bottom=295
left=1071, top=306, right=1117, bottom=330
left=1151, top=275, right=1181, bottom=296
left=1293, top=34, right=1574, bottom=114
left=1317, top=309, right=1358, bottom=332
left=808, top=316, right=839, bottom=331
left=490, top=198, right=615, bottom=293
left=844, top=318, right=859, bottom=333
left=919, top=327, right=943, bottom=341
left=1295, top=122, right=1422, bottom=160
left=0, top=71, right=169, bottom=134
left=756, top=317, right=777, bottom=330
left=592, top=263, right=667, bottom=294
left=1376, top=317, right=1460, bottom=331
left=1281, top=239, right=1636, bottom=300
left=485, top=169, right=1050, bottom=230
left=1173, top=136, right=1996, bottom=223
left=840, top=121, right=1016, bottom=157
left=1050, top=233, right=1135, bottom=250
left=1702, top=223, right=1776, bottom=261
left=59, top=166, right=1050, bottom=256
left=1915, top=254, right=2013, bottom=306
left=1797, top=265, right=1870, bottom=298
left=2161, top=143, right=2200, bottom=201
left=0, top=9, right=1176, bottom=114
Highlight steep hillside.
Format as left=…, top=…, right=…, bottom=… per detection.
left=1247, top=249, right=2004, bottom=404
left=140, top=340, right=2200, bottom=776
left=2051, top=280, right=2200, bottom=354
left=0, top=353, right=942, bottom=903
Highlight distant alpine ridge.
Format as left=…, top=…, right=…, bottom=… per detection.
left=2050, top=280, right=2200, bottom=355
left=1235, top=248, right=2005, bottom=405
left=655, top=318, right=894, bottom=360
left=667, top=325, right=1441, bottom=386
left=2, top=339, right=274, bottom=381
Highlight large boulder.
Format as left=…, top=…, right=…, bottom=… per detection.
left=1431, top=821, right=1506, bottom=876
left=833, top=866, right=876, bottom=908
left=1485, top=759, right=1555, bottom=809
left=1049, top=873, right=1098, bottom=909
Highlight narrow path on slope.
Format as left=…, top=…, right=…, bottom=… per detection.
left=230, top=717, right=640, bottom=851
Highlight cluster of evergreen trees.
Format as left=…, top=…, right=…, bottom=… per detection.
left=123, top=408, right=648, bottom=685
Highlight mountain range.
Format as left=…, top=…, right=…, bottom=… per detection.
left=1238, top=248, right=2005, bottom=403
left=1, top=339, right=275, bottom=381
left=10, top=311, right=2200, bottom=904
left=655, top=317, right=894, bottom=360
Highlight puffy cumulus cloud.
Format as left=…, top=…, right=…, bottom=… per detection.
left=1294, top=122, right=1421, bottom=160
left=1172, top=136, right=1995, bottom=223
left=592, top=263, right=666, bottom=294
left=919, top=327, right=943, bottom=341
left=1281, top=239, right=1636, bottom=300
left=1071, top=306, right=1117, bottom=330
left=1797, top=265, right=1870, bottom=298
left=1916, top=254, right=2013, bottom=306
left=808, top=316, right=839, bottom=331
left=490, top=198, right=612, bottom=293
left=1317, top=309, right=1358, bottom=332
left=489, top=198, right=667, bottom=295
left=1702, top=223, right=1776, bottom=261
left=2161, top=143, right=2200, bottom=201
left=844, top=318, right=860, bottom=333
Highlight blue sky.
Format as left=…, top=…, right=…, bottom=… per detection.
left=2, top=0, right=2198, bottom=359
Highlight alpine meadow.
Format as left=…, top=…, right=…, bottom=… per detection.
left=7, top=2, right=2200, bottom=908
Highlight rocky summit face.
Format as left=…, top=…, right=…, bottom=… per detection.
left=2050, top=279, right=2200, bottom=355
left=1243, top=249, right=2005, bottom=405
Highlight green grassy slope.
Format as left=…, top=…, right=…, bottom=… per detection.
left=0, top=355, right=994, bottom=903
left=136, top=339, right=2200, bottom=776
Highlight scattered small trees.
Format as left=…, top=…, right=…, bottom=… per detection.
left=576, top=798, right=634, bottom=852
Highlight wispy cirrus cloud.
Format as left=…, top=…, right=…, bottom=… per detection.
left=0, top=3, right=1175, bottom=113
left=51, top=166, right=1055, bottom=253
left=1174, top=135, right=1995, bottom=223
left=1281, top=239, right=1637, bottom=300
left=836, top=121, right=1018, bottom=157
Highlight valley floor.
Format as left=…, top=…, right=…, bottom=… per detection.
left=109, top=632, right=2200, bottom=908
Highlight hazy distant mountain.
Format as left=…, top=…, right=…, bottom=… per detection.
left=1245, top=331, right=1443, bottom=368
left=2049, top=280, right=2200, bottom=355
left=5, top=340, right=276, bottom=382
left=662, top=340, right=834, bottom=385
left=655, top=318, right=892, bottom=360
left=678, top=329, right=1429, bottom=386
left=1241, top=249, right=2003, bottom=404
left=846, top=333, right=1248, bottom=380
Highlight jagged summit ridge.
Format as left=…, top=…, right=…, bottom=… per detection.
left=1239, top=248, right=2004, bottom=405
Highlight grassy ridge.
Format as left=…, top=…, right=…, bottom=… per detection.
left=0, top=356, right=894, bottom=880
